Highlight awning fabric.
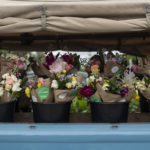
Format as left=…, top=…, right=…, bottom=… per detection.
left=0, top=0, right=150, bottom=56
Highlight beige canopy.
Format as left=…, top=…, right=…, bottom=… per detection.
left=0, top=0, right=150, bottom=55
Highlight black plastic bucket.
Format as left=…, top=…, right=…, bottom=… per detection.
left=0, top=100, right=16, bottom=122
left=90, top=102, right=129, bottom=123
left=139, top=92, right=149, bottom=112
left=32, top=102, right=71, bottom=123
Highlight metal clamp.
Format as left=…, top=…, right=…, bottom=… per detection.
left=37, top=6, right=47, bottom=30
left=145, top=5, right=150, bottom=28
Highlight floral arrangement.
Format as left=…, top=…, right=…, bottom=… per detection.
left=51, top=72, right=78, bottom=90
left=25, top=77, right=46, bottom=98
left=0, top=73, right=22, bottom=100
left=43, top=52, right=80, bottom=74
left=86, top=54, right=104, bottom=75
left=2, top=53, right=29, bottom=71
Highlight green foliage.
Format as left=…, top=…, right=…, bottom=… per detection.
left=71, top=97, right=91, bottom=113
left=129, top=99, right=140, bottom=113
left=144, top=77, right=150, bottom=88
left=107, top=79, right=122, bottom=94
left=90, top=96, right=102, bottom=103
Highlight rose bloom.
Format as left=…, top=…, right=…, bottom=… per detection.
left=16, top=59, right=25, bottom=70
left=91, top=65, right=100, bottom=74
left=80, top=86, right=94, bottom=97
left=6, top=78, right=14, bottom=85
left=65, top=64, right=73, bottom=71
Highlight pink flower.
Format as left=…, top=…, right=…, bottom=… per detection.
left=132, top=65, right=140, bottom=72
left=38, top=78, right=46, bottom=85
left=50, top=58, right=66, bottom=74
left=97, top=80, right=102, bottom=84
left=65, top=64, right=73, bottom=71
left=6, top=78, right=14, bottom=85
left=16, top=60, right=25, bottom=70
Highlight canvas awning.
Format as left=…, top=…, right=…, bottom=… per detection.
left=0, top=0, right=150, bottom=56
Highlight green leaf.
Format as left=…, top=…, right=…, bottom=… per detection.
left=90, top=96, right=102, bottom=102
left=70, top=89, right=80, bottom=96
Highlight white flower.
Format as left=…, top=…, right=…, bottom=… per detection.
left=102, top=83, right=109, bottom=91
left=10, top=75, right=17, bottom=82
left=72, top=80, right=78, bottom=88
left=51, top=80, right=59, bottom=89
left=0, top=87, right=4, bottom=97
left=96, top=77, right=102, bottom=82
left=86, top=78, right=90, bottom=85
left=89, top=75, right=95, bottom=82
left=12, top=82, right=22, bottom=92
left=2, top=73, right=9, bottom=79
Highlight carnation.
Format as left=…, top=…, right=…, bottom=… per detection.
left=12, top=82, right=22, bottom=92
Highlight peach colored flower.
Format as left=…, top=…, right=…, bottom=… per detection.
left=91, top=65, right=99, bottom=74
left=37, top=78, right=46, bottom=85
left=6, top=78, right=14, bottom=85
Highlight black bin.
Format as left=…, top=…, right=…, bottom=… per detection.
left=32, top=102, right=71, bottom=123
left=90, top=102, right=129, bottom=123
left=0, top=100, right=16, bottom=122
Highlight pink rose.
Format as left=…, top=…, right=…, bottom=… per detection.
left=17, top=60, right=25, bottom=70
left=65, top=64, right=73, bottom=71
left=6, top=78, right=14, bottom=85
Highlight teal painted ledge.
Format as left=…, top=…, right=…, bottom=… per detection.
left=0, top=123, right=150, bottom=150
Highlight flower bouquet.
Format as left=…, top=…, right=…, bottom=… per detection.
left=0, top=53, right=29, bottom=78
left=79, top=75, right=135, bottom=123
left=135, top=77, right=150, bottom=112
left=0, top=73, right=22, bottom=122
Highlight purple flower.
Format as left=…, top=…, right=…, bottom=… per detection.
left=62, top=54, right=72, bottom=64
left=121, top=87, right=129, bottom=97
left=80, top=86, right=94, bottom=97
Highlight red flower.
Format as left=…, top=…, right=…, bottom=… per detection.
left=46, top=52, right=55, bottom=66
left=62, top=54, right=72, bottom=64
left=80, top=86, right=94, bottom=97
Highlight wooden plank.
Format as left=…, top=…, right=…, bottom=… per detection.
left=13, top=113, right=150, bottom=123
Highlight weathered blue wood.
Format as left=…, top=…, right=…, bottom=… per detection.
left=0, top=123, right=150, bottom=150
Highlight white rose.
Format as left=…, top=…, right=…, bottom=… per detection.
left=0, top=87, right=4, bottom=97
left=51, top=80, right=59, bottom=89
left=2, top=73, right=9, bottom=79
left=12, top=82, right=22, bottom=92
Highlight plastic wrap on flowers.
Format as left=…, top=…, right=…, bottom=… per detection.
left=0, top=57, right=15, bottom=80
left=93, top=84, right=135, bottom=103
left=54, top=89, right=75, bottom=103
left=104, top=61, right=124, bottom=77
left=30, top=78, right=53, bottom=103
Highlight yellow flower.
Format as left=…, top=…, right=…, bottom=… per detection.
left=66, top=82, right=72, bottom=89
left=25, top=87, right=31, bottom=98
left=37, top=83, right=42, bottom=88
left=63, top=70, right=67, bottom=74
left=133, top=93, right=140, bottom=101
left=91, top=65, right=100, bottom=74
left=72, top=76, right=76, bottom=81
left=56, top=72, right=60, bottom=77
